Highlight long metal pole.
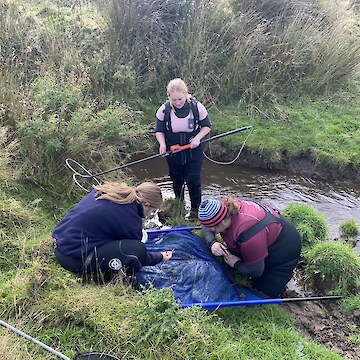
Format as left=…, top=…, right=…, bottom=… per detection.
left=0, top=319, right=70, bottom=359
left=87, top=152, right=166, bottom=177
left=201, top=126, right=253, bottom=144
left=66, top=153, right=164, bottom=179
left=67, top=125, right=253, bottom=179
left=180, top=295, right=344, bottom=310
left=0, top=320, right=120, bottom=359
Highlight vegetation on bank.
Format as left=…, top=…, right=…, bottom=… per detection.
left=1, top=168, right=360, bottom=359
left=1, top=0, right=360, bottom=359
left=210, top=94, right=360, bottom=175
left=0, top=0, right=359, bottom=192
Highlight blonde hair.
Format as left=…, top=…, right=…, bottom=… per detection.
left=93, top=181, right=163, bottom=209
left=223, top=195, right=241, bottom=217
left=167, top=78, right=191, bottom=103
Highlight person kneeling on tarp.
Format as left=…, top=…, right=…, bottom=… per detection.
left=198, top=197, right=301, bottom=297
left=52, top=181, right=172, bottom=281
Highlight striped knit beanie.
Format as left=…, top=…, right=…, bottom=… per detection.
left=198, top=199, right=228, bottom=227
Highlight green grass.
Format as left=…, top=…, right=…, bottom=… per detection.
left=341, top=294, right=360, bottom=312
left=0, top=280, right=346, bottom=359
left=303, top=242, right=360, bottom=294
left=0, top=174, right=354, bottom=359
left=0, top=171, right=351, bottom=359
left=1, top=1, right=360, bottom=358
left=340, top=219, right=360, bottom=238
left=205, top=95, right=360, bottom=173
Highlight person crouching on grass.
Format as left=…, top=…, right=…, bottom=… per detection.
left=198, top=196, right=301, bottom=297
left=52, top=181, right=172, bottom=282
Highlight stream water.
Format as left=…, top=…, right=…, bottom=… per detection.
left=129, top=157, right=360, bottom=241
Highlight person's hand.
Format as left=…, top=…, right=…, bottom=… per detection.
left=210, top=242, right=228, bottom=257
left=223, top=252, right=242, bottom=268
left=159, top=144, right=167, bottom=155
left=190, top=137, right=200, bottom=149
left=161, top=251, right=173, bottom=262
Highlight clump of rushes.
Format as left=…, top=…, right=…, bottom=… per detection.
left=158, top=198, right=187, bottom=227
left=282, top=203, right=329, bottom=249
left=303, top=242, right=360, bottom=295
left=339, top=219, right=360, bottom=246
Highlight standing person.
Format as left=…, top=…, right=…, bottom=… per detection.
left=198, top=196, right=302, bottom=297
left=52, top=181, right=172, bottom=281
left=155, top=78, right=211, bottom=218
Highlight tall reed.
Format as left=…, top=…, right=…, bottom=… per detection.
left=222, top=0, right=360, bottom=104
left=102, top=0, right=360, bottom=104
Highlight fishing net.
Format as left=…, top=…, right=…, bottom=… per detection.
left=136, top=230, right=260, bottom=304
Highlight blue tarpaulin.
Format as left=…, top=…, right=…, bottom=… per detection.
left=136, top=230, right=263, bottom=306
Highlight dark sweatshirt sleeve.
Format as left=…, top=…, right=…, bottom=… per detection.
left=155, top=118, right=166, bottom=132
left=234, top=259, right=265, bottom=278
left=201, top=225, right=217, bottom=248
left=199, top=115, right=211, bottom=128
left=144, top=252, right=163, bottom=266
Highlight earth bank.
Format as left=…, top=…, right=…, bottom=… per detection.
left=204, top=143, right=360, bottom=182
left=282, top=285, right=360, bottom=360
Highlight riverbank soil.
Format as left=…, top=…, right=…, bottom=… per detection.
left=205, top=144, right=360, bottom=182
left=282, top=283, right=360, bottom=359
left=283, top=299, right=360, bottom=360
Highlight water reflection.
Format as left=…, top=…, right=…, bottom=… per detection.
left=129, top=158, right=360, bottom=239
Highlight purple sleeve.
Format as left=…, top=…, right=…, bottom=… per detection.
left=144, top=251, right=163, bottom=266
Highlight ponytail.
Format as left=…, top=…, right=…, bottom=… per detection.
left=93, top=182, right=139, bottom=204
left=93, top=181, right=163, bottom=209
left=223, top=195, right=241, bottom=216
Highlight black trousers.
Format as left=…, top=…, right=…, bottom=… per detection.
left=166, top=149, right=203, bottom=210
left=252, top=216, right=302, bottom=297
left=55, top=239, right=147, bottom=281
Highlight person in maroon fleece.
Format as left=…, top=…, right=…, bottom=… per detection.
left=52, top=181, right=172, bottom=281
left=198, top=196, right=301, bottom=297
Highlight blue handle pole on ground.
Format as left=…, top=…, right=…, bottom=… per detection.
left=146, top=226, right=201, bottom=235
left=180, top=295, right=344, bottom=310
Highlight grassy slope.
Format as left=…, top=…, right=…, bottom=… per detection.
left=1, top=0, right=359, bottom=358
left=0, top=168, right=350, bottom=359
left=220, top=96, right=360, bottom=170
